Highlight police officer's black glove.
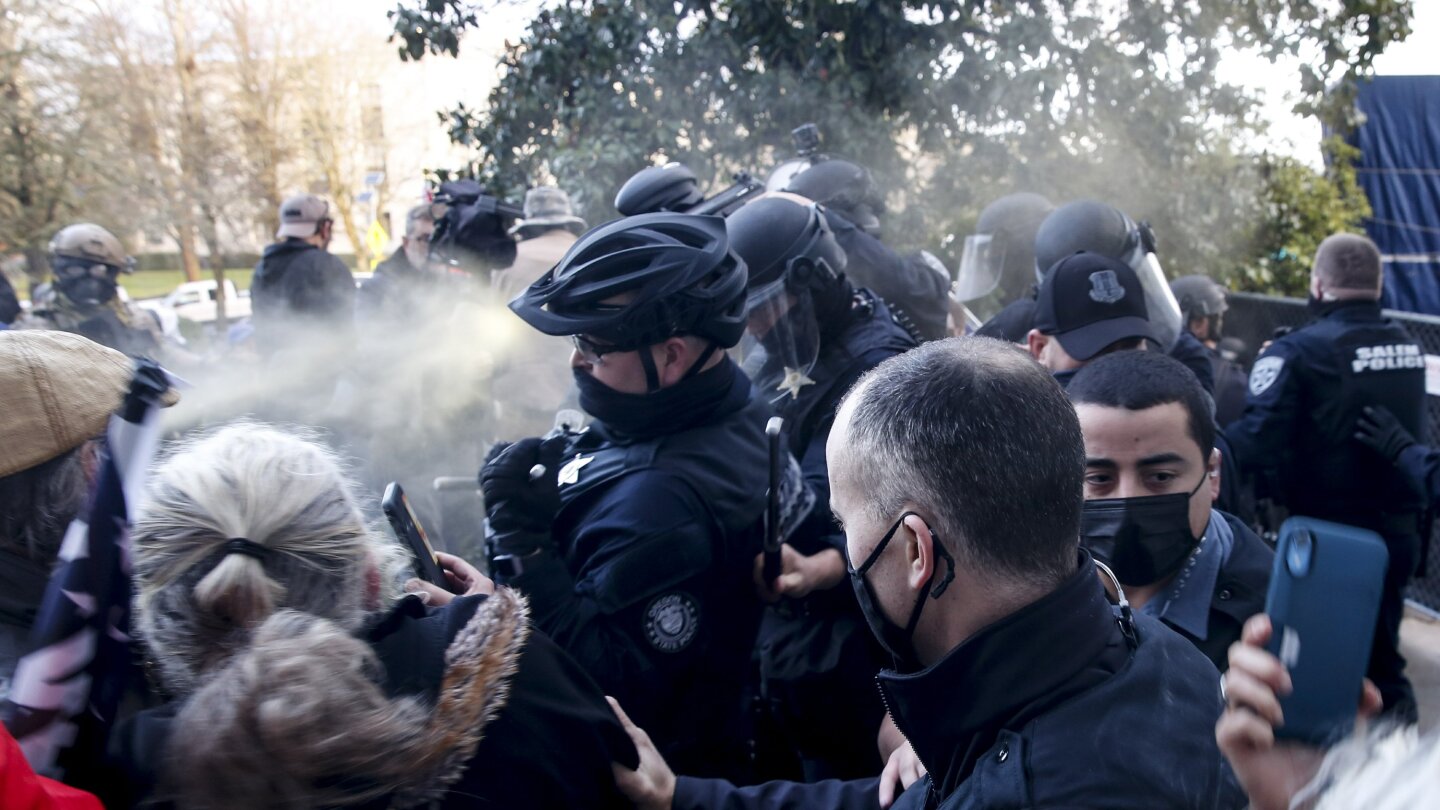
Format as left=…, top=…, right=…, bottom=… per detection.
left=1355, top=405, right=1417, bottom=464
left=480, top=436, right=566, bottom=534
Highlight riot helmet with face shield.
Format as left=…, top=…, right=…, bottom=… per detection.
left=726, top=194, right=851, bottom=404
left=1033, top=200, right=1182, bottom=349
left=952, top=193, right=1054, bottom=322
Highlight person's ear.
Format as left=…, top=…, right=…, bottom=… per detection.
left=1025, top=329, right=1047, bottom=361
left=656, top=337, right=690, bottom=384
left=902, top=512, right=936, bottom=593
left=1207, top=447, right=1222, bottom=502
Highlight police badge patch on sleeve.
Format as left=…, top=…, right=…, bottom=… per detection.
left=1249, top=356, right=1285, bottom=396
left=644, top=592, right=699, bottom=653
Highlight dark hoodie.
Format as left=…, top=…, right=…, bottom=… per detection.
left=249, top=238, right=355, bottom=353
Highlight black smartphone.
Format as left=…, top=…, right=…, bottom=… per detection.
left=382, top=482, right=446, bottom=586
left=1264, top=517, right=1388, bottom=744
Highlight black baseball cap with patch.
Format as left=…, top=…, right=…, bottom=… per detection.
left=1033, top=251, right=1153, bottom=361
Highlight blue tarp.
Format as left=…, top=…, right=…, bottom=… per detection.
left=1350, top=76, right=1440, bottom=315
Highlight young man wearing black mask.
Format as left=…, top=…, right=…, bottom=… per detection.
left=1068, top=350, right=1272, bottom=671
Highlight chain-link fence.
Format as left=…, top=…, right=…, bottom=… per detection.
left=1224, top=291, right=1440, bottom=615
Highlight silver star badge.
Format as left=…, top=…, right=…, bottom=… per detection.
left=558, top=454, right=593, bottom=486
left=776, top=367, right=816, bottom=400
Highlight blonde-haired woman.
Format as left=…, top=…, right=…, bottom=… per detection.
left=109, top=423, right=635, bottom=809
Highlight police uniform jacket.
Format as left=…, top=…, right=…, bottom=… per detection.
left=1169, top=330, right=1217, bottom=394
left=104, top=591, right=636, bottom=809
left=1225, top=299, right=1426, bottom=528
left=671, top=552, right=1246, bottom=810
left=497, top=365, right=770, bottom=779
left=822, top=209, right=949, bottom=342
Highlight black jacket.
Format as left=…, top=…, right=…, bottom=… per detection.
left=250, top=238, right=354, bottom=352
left=1226, top=299, right=1426, bottom=528
left=823, top=209, right=949, bottom=342
left=105, top=591, right=635, bottom=809
left=672, top=554, right=1246, bottom=810
left=1170, top=510, right=1273, bottom=672
left=496, top=363, right=770, bottom=779
left=1170, top=330, right=1217, bottom=393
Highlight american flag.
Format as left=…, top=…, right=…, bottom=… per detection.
left=1, top=359, right=170, bottom=782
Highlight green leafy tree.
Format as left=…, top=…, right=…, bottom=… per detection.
left=393, top=0, right=1412, bottom=295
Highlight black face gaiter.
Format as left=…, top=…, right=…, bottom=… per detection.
left=1079, top=474, right=1206, bottom=586
left=57, top=274, right=117, bottom=308
left=574, top=354, right=737, bottom=441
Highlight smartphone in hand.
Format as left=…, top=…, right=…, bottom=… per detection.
left=1264, top=517, right=1388, bottom=744
left=382, top=482, right=446, bottom=586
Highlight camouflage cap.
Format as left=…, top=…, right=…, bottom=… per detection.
left=0, top=331, right=177, bottom=478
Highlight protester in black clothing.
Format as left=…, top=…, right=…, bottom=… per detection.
left=613, top=338, right=1244, bottom=810
left=249, top=194, right=355, bottom=356
left=107, top=424, right=634, bottom=809
left=1227, top=233, right=1426, bottom=723
left=1068, top=350, right=1271, bottom=671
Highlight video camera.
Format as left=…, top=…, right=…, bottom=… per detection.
left=428, top=179, right=525, bottom=273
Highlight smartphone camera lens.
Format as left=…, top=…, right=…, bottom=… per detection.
left=1287, top=530, right=1313, bottom=576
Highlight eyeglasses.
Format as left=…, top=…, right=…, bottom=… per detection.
left=570, top=334, right=635, bottom=365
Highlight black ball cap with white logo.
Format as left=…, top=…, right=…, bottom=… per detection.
left=1033, top=251, right=1153, bottom=361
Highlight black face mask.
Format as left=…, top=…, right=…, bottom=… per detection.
left=1079, top=473, right=1207, bottom=586
left=573, top=353, right=736, bottom=441
left=847, top=511, right=955, bottom=673
left=57, top=273, right=117, bottom=308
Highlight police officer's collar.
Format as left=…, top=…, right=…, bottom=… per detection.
left=877, top=549, right=1129, bottom=797
left=1311, top=297, right=1381, bottom=319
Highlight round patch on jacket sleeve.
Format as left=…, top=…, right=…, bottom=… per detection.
left=643, top=592, right=700, bottom=653
left=1248, top=355, right=1285, bottom=397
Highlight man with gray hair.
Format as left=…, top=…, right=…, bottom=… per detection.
left=614, top=337, right=1242, bottom=809
left=357, top=204, right=441, bottom=321
left=1227, top=232, right=1426, bottom=722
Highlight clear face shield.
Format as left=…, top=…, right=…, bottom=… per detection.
left=1126, top=248, right=1182, bottom=350
left=951, top=233, right=1010, bottom=322
left=766, top=159, right=812, bottom=192
left=739, top=275, right=822, bottom=406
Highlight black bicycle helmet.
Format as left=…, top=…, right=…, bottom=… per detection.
left=726, top=195, right=847, bottom=290
left=511, top=212, right=749, bottom=349
left=613, top=163, right=705, bottom=216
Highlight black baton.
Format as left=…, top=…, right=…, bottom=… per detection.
left=763, top=417, right=785, bottom=585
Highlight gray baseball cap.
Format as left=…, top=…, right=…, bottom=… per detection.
left=276, top=194, right=331, bottom=239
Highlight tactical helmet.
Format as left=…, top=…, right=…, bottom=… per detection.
left=1032, top=200, right=1181, bottom=349
left=783, top=160, right=883, bottom=234
left=613, top=163, right=705, bottom=216
left=511, top=213, right=748, bottom=349
left=726, top=194, right=847, bottom=290
left=1033, top=200, right=1150, bottom=278
left=1169, top=274, right=1228, bottom=320
left=953, top=192, right=1055, bottom=318
left=49, top=223, right=134, bottom=273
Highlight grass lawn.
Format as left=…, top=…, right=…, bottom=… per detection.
left=121, top=269, right=255, bottom=301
